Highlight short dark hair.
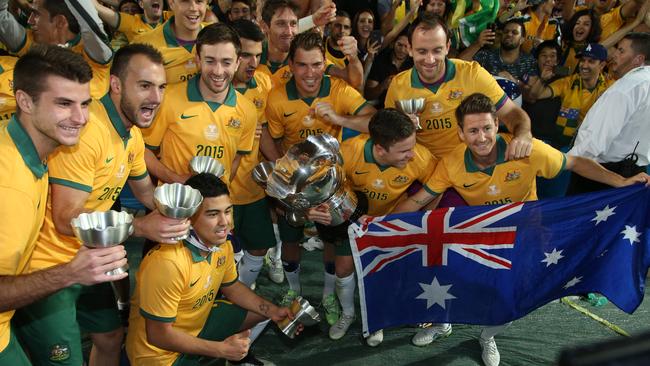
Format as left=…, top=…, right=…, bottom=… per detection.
left=564, top=9, right=601, bottom=43
left=13, top=44, right=92, bottom=106
left=351, top=9, right=374, bottom=40
left=43, top=0, right=80, bottom=34
left=369, top=108, right=415, bottom=150
left=622, top=32, right=650, bottom=64
left=335, top=10, right=351, bottom=21
left=408, top=12, right=451, bottom=44
left=185, top=173, right=230, bottom=198
left=231, top=0, right=252, bottom=7
left=196, top=23, right=242, bottom=56
left=502, top=18, right=526, bottom=39
left=261, top=0, right=299, bottom=25
left=288, top=31, right=325, bottom=61
left=455, top=93, right=497, bottom=129
left=534, top=40, right=562, bottom=59
left=110, top=43, right=163, bottom=81
left=230, top=19, right=265, bottom=43
left=118, top=0, right=142, bottom=13
left=419, top=0, right=453, bottom=20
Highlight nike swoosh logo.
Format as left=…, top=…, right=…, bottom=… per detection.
left=181, top=114, right=197, bottom=119
left=354, top=171, right=369, bottom=175
left=189, top=277, right=201, bottom=287
left=105, top=157, right=114, bottom=164
left=283, top=112, right=297, bottom=118
left=463, top=183, right=477, bottom=188
left=163, top=59, right=176, bottom=66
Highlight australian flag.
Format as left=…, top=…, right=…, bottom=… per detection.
left=349, top=185, right=650, bottom=336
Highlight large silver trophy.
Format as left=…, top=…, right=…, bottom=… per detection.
left=252, top=134, right=358, bottom=226
left=71, top=210, right=133, bottom=275
left=396, top=98, right=425, bottom=130
left=154, top=183, right=203, bottom=240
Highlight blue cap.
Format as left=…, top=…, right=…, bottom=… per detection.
left=577, top=43, right=607, bottom=61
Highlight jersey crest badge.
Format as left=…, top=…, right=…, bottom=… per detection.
left=372, top=179, right=385, bottom=189
left=227, top=117, right=241, bottom=129
left=448, top=89, right=463, bottom=101
left=487, top=184, right=501, bottom=196
left=204, top=124, right=219, bottom=141
left=504, top=170, right=521, bottom=182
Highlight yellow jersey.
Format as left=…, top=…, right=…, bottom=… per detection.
left=142, top=76, right=257, bottom=180
left=385, top=59, right=507, bottom=158
left=0, top=56, right=17, bottom=123
left=523, top=11, right=558, bottom=53
left=548, top=73, right=612, bottom=146
left=424, top=135, right=566, bottom=205
left=126, top=240, right=238, bottom=366
left=132, top=17, right=201, bottom=84
left=342, top=135, right=437, bottom=216
left=0, top=117, right=49, bottom=351
left=230, top=72, right=273, bottom=205
left=266, top=75, right=368, bottom=152
left=30, top=95, right=148, bottom=271
left=10, top=31, right=109, bottom=99
left=325, top=37, right=347, bottom=70
left=117, top=10, right=173, bottom=42
left=600, top=6, right=624, bottom=39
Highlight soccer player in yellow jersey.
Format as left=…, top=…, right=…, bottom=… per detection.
left=14, top=44, right=189, bottom=366
left=228, top=20, right=283, bottom=290
left=325, top=11, right=352, bottom=69
left=0, top=55, right=17, bottom=123
left=394, top=93, right=650, bottom=366
left=143, top=23, right=257, bottom=186
left=132, top=0, right=210, bottom=84
left=0, top=0, right=113, bottom=99
left=385, top=12, right=533, bottom=160
left=126, top=173, right=299, bottom=366
left=262, top=31, right=376, bottom=313
left=94, top=0, right=171, bottom=42
left=258, top=0, right=362, bottom=89
left=308, top=109, right=437, bottom=346
left=0, top=45, right=127, bottom=365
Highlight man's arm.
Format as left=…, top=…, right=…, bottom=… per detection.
left=144, top=148, right=191, bottom=184
left=221, top=281, right=293, bottom=322
left=64, top=0, right=113, bottom=64
left=230, top=154, right=242, bottom=182
left=145, top=318, right=250, bottom=361
left=91, top=0, right=119, bottom=29
left=315, top=103, right=376, bottom=133
left=327, top=36, right=364, bottom=91
left=49, top=183, right=91, bottom=237
left=458, top=29, right=496, bottom=61
left=391, top=188, right=441, bottom=213
left=565, top=155, right=650, bottom=187
left=495, top=98, right=533, bottom=160
left=259, top=126, right=282, bottom=162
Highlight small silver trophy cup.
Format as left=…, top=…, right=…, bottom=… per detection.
left=153, top=183, right=203, bottom=241
left=277, top=296, right=321, bottom=339
left=71, top=210, right=133, bottom=276
left=189, top=156, right=225, bottom=177
left=396, top=98, right=426, bottom=130
left=253, top=134, right=358, bottom=226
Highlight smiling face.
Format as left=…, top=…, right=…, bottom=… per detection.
left=21, top=75, right=91, bottom=148
left=426, top=0, right=447, bottom=16
left=458, top=112, right=499, bottom=163
left=28, top=0, right=63, bottom=44
left=537, top=46, right=559, bottom=72
left=356, top=11, right=374, bottom=39
left=572, top=15, right=592, bottom=42
left=410, top=24, right=450, bottom=84
left=191, top=194, right=233, bottom=247
left=265, top=7, right=298, bottom=53
left=289, top=47, right=325, bottom=97
left=169, top=0, right=207, bottom=35
left=330, top=15, right=352, bottom=43
left=229, top=1, right=251, bottom=21
left=197, top=42, right=240, bottom=102
left=578, top=56, right=605, bottom=83
left=113, top=55, right=167, bottom=129
left=375, top=133, right=417, bottom=169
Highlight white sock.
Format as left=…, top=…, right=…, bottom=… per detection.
left=238, top=251, right=264, bottom=287
left=335, top=274, right=355, bottom=317
left=274, top=241, right=282, bottom=261
left=249, top=319, right=271, bottom=343
left=481, top=322, right=511, bottom=339
left=283, top=264, right=301, bottom=293
left=322, top=272, right=336, bottom=300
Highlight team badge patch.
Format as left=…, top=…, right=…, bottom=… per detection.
left=217, top=256, right=226, bottom=267
left=487, top=185, right=501, bottom=196
left=49, top=344, right=70, bottom=362
left=504, top=170, right=521, bottom=182
left=430, top=102, right=443, bottom=115
left=393, top=175, right=410, bottom=184
left=448, top=89, right=463, bottom=100
left=185, top=59, right=196, bottom=69
left=116, top=164, right=126, bottom=179
left=281, top=70, right=292, bottom=81
left=372, top=179, right=385, bottom=189
left=227, top=117, right=241, bottom=129
left=204, top=124, right=219, bottom=141
left=128, top=152, right=135, bottom=164
left=253, top=98, right=264, bottom=109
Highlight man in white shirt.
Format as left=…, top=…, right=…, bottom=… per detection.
left=568, top=32, right=650, bottom=194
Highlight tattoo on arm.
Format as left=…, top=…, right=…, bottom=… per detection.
left=409, top=195, right=434, bottom=207
left=259, top=303, right=270, bottom=316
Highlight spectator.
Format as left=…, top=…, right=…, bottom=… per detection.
left=365, top=32, right=413, bottom=107
left=560, top=9, right=601, bottom=71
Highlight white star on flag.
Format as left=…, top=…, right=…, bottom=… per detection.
left=541, top=248, right=564, bottom=267
left=620, top=225, right=641, bottom=245
left=416, top=276, right=456, bottom=309
left=563, top=276, right=582, bottom=289
left=591, top=205, right=616, bottom=225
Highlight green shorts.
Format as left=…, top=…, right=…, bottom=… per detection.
left=334, top=238, right=352, bottom=256
left=0, top=330, right=30, bottom=365
left=233, top=198, right=276, bottom=250
left=277, top=214, right=305, bottom=243
left=13, top=283, right=121, bottom=365
left=173, top=300, right=248, bottom=366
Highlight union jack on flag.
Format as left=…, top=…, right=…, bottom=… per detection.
left=349, top=185, right=650, bottom=336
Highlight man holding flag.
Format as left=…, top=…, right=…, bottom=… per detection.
left=391, top=93, right=649, bottom=366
